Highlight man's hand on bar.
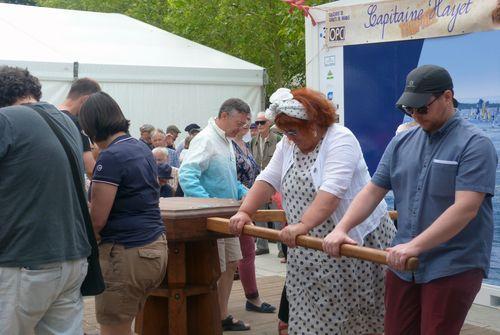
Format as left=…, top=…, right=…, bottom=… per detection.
left=323, top=227, right=358, bottom=257
left=386, top=242, right=420, bottom=271
left=229, top=210, right=253, bottom=235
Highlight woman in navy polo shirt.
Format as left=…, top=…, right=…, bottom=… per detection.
left=80, top=92, right=167, bottom=335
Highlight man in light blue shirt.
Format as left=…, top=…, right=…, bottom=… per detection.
left=179, top=98, right=250, bottom=331
left=323, top=65, right=497, bottom=334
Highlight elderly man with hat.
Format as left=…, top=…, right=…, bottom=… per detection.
left=323, top=64, right=497, bottom=335
left=139, top=124, right=155, bottom=150
left=157, top=162, right=174, bottom=197
left=166, top=125, right=181, bottom=150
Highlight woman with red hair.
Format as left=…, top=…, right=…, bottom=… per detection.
left=230, top=88, right=395, bottom=334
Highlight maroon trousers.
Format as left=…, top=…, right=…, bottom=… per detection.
left=384, top=269, right=483, bottom=335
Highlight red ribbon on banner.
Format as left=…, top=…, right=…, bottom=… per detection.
left=282, top=0, right=317, bottom=26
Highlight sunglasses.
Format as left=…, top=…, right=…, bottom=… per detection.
left=255, top=120, right=267, bottom=126
left=400, top=92, right=444, bottom=117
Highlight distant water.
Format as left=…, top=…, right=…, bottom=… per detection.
left=384, top=115, right=500, bottom=287
left=470, top=119, right=500, bottom=286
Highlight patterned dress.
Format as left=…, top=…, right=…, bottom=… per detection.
left=282, top=140, right=396, bottom=335
left=232, top=140, right=260, bottom=188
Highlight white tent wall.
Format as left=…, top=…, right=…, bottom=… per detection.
left=0, top=60, right=76, bottom=110
left=95, top=82, right=261, bottom=138
left=26, top=63, right=263, bottom=138
left=0, top=3, right=265, bottom=138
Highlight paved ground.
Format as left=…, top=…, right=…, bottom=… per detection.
left=83, top=241, right=500, bottom=334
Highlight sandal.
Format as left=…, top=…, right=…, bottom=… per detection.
left=245, top=301, right=276, bottom=313
left=278, top=320, right=288, bottom=335
left=221, top=315, right=250, bottom=331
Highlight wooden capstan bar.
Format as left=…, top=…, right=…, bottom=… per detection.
left=135, top=197, right=415, bottom=335
left=207, top=213, right=417, bottom=271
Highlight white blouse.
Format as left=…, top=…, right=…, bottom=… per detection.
left=256, top=124, right=387, bottom=245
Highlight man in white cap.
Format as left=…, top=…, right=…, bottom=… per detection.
left=250, top=112, right=281, bottom=255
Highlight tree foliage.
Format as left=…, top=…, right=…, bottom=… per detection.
left=36, top=0, right=331, bottom=96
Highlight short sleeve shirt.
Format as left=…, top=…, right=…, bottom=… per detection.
left=372, top=114, right=497, bottom=283
left=61, top=110, right=91, bottom=152
left=0, top=103, right=90, bottom=267
left=92, top=135, right=164, bottom=248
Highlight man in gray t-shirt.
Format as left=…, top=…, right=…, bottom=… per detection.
left=0, top=66, right=91, bottom=334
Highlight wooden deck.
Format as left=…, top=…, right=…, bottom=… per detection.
left=83, top=275, right=500, bottom=334
left=226, top=276, right=284, bottom=335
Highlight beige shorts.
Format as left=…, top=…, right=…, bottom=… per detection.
left=217, top=237, right=242, bottom=273
left=95, top=234, right=168, bottom=325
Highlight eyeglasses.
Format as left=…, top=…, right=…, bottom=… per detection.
left=255, top=120, right=267, bottom=126
left=236, top=121, right=247, bottom=128
left=400, top=92, right=444, bottom=117
left=229, top=115, right=249, bottom=129
left=283, top=129, right=298, bottom=137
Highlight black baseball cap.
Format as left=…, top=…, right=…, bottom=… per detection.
left=184, top=123, right=201, bottom=133
left=396, top=65, right=458, bottom=109
left=157, top=162, right=173, bottom=179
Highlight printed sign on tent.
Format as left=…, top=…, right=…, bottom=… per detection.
left=326, top=0, right=500, bottom=47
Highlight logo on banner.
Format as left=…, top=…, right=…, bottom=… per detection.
left=324, top=55, right=336, bottom=67
left=329, top=26, right=346, bottom=41
left=327, top=91, right=334, bottom=100
left=320, top=26, right=327, bottom=39
left=326, top=70, right=334, bottom=80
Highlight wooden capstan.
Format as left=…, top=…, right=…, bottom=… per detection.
left=135, top=197, right=415, bottom=335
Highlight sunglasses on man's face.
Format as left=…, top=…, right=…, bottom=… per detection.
left=255, top=120, right=267, bottom=126
left=400, top=92, right=444, bottom=117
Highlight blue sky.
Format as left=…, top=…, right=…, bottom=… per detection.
left=418, top=30, right=500, bottom=102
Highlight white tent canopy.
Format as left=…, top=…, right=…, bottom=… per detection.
left=0, top=3, right=265, bottom=136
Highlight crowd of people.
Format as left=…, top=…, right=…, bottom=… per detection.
left=0, top=62, right=497, bottom=335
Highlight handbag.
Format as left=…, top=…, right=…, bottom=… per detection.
left=30, top=104, right=105, bottom=296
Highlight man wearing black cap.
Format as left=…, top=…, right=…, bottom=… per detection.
left=176, top=123, right=201, bottom=158
left=158, top=162, right=174, bottom=197
left=323, top=65, right=497, bottom=334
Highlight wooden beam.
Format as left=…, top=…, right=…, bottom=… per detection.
left=207, top=217, right=418, bottom=272
left=252, top=209, right=287, bottom=223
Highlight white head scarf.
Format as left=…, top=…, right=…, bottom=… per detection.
left=265, top=88, right=308, bottom=121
